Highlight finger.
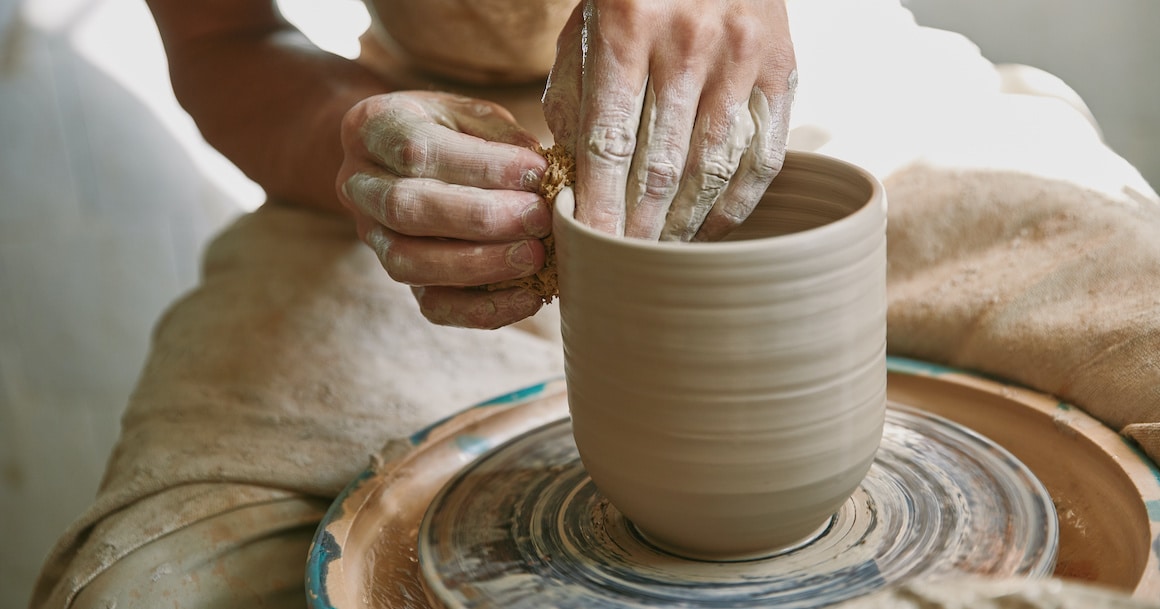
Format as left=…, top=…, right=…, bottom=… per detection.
left=660, top=86, right=757, bottom=241
left=364, top=225, right=546, bottom=287
left=573, top=8, right=650, bottom=235
left=360, top=100, right=547, bottom=192
left=542, top=2, right=584, bottom=154
left=623, top=78, right=701, bottom=240
left=695, top=77, right=796, bottom=242
left=342, top=169, right=551, bottom=240
left=412, top=286, right=543, bottom=330
left=438, top=95, right=544, bottom=149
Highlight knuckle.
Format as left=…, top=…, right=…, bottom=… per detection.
left=358, top=96, right=438, bottom=178
left=642, top=157, right=682, bottom=199
left=749, top=148, right=786, bottom=183
left=369, top=235, right=422, bottom=286
left=603, top=0, right=651, bottom=29
left=378, top=179, right=417, bottom=228
left=364, top=227, right=395, bottom=272
left=696, top=157, right=734, bottom=187
left=679, top=16, right=717, bottom=50
left=340, top=104, right=367, bottom=146
left=725, top=19, right=761, bottom=61
left=395, top=136, right=431, bottom=177
left=343, top=173, right=375, bottom=211
left=584, top=122, right=636, bottom=163
left=465, top=198, right=505, bottom=232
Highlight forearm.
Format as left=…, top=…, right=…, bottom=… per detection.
left=153, top=4, right=390, bottom=214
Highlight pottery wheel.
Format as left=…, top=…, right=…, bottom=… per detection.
left=417, top=405, right=1058, bottom=609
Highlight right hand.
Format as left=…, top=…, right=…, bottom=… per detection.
left=337, top=91, right=553, bottom=329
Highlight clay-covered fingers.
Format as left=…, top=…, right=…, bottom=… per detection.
left=362, top=224, right=546, bottom=287
left=694, top=80, right=796, bottom=242
left=661, top=3, right=793, bottom=241
left=657, top=87, right=757, bottom=241
left=343, top=170, right=552, bottom=241
left=343, top=92, right=547, bottom=193
left=622, top=80, right=700, bottom=240
left=335, top=90, right=555, bottom=329
left=412, top=286, right=544, bottom=330
left=570, top=2, right=658, bottom=236
left=542, top=0, right=796, bottom=241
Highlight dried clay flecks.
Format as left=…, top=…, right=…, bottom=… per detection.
left=484, top=144, right=574, bottom=302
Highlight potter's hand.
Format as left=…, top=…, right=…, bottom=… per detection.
left=338, top=91, right=552, bottom=329
left=543, top=0, right=796, bottom=241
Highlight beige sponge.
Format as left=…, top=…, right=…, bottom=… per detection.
left=485, top=143, right=574, bottom=302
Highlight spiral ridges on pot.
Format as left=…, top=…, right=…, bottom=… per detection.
left=555, top=151, right=889, bottom=560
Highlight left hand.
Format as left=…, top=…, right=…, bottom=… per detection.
left=542, top=0, right=797, bottom=241
left=337, top=91, right=552, bottom=329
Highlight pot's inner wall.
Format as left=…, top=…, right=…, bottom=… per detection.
left=724, top=158, right=874, bottom=242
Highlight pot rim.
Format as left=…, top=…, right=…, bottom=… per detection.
left=553, top=150, right=886, bottom=255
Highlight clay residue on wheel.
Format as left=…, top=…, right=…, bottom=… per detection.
left=485, top=144, right=574, bottom=303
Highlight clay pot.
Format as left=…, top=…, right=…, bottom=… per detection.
left=553, top=151, right=888, bottom=560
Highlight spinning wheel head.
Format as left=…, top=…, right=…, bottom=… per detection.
left=417, top=405, right=1057, bottom=609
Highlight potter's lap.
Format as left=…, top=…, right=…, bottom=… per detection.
left=29, top=203, right=565, bottom=608
left=70, top=493, right=326, bottom=609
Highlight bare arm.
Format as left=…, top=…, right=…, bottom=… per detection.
left=146, top=0, right=391, bottom=213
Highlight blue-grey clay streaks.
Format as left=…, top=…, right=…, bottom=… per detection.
left=885, top=357, right=958, bottom=378
left=306, top=531, right=343, bottom=609
left=307, top=465, right=380, bottom=609
left=884, top=357, right=1034, bottom=391
left=409, top=380, right=558, bottom=445
left=1121, top=430, right=1160, bottom=577
left=416, top=407, right=1056, bottom=609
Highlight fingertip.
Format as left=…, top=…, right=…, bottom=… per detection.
left=520, top=197, right=553, bottom=238
left=505, top=239, right=547, bottom=276
left=501, top=288, right=547, bottom=325
left=509, top=146, right=550, bottom=193
left=413, top=286, right=543, bottom=329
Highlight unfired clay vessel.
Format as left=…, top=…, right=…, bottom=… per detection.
left=553, top=151, right=888, bottom=559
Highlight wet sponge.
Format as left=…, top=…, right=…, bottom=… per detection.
left=485, top=143, right=574, bottom=303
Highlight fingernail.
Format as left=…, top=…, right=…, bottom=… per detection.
left=521, top=167, right=543, bottom=192
left=506, top=241, right=535, bottom=273
left=520, top=199, right=552, bottom=237
left=511, top=288, right=542, bottom=308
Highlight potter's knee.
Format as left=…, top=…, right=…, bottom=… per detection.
left=67, top=498, right=324, bottom=609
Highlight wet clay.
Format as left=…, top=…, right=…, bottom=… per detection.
left=416, top=406, right=1056, bottom=609
left=307, top=365, right=1160, bottom=608
left=554, top=151, right=888, bottom=559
